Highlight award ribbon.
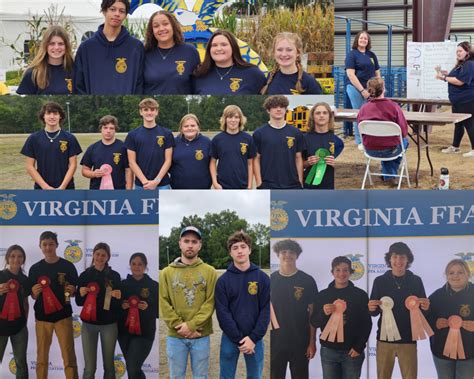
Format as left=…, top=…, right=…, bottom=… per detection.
left=103, top=285, right=112, bottom=311
left=305, top=148, right=330, bottom=186
left=0, top=279, right=21, bottom=321
left=99, top=164, right=114, bottom=190
left=405, top=296, right=434, bottom=340
left=80, top=282, right=100, bottom=322
left=439, top=316, right=466, bottom=359
left=380, top=296, right=402, bottom=341
left=126, top=296, right=142, bottom=335
left=320, top=299, right=346, bottom=343
left=38, top=276, right=63, bottom=315
left=270, top=302, right=280, bottom=330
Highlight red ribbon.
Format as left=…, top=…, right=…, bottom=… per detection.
left=0, top=279, right=22, bottom=321
left=405, top=295, right=434, bottom=341
left=125, top=295, right=142, bottom=335
left=38, top=276, right=63, bottom=315
left=80, top=282, right=100, bottom=322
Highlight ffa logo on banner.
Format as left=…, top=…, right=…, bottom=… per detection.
left=64, top=240, right=83, bottom=263
left=73, top=315, right=82, bottom=338
left=195, top=150, right=204, bottom=160
left=114, top=354, right=126, bottom=378
left=65, top=78, right=73, bottom=94
left=460, top=304, right=471, bottom=317
left=140, top=287, right=150, bottom=299
left=175, top=61, right=186, bottom=75
left=248, top=281, right=258, bottom=295
left=0, top=194, right=18, bottom=220
left=329, top=142, right=335, bottom=155
left=345, top=254, right=365, bottom=281
left=455, top=252, right=474, bottom=275
left=157, top=136, right=165, bottom=147
left=59, top=140, right=68, bottom=153
left=294, top=286, right=304, bottom=301
left=270, top=201, right=289, bottom=231
left=8, top=358, right=16, bottom=375
left=113, top=153, right=121, bottom=165
left=229, top=78, right=242, bottom=92
left=286, top=137, right=295, bottom=149
left=115, top=58, right=127, bottom=74
left=240, top=143, right=248, bottom=155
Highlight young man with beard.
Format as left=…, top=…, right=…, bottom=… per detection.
left=159, top=226, right=217, bottom=378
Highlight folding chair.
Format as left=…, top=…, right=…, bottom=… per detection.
left=358, top=120, right=411, bottom=190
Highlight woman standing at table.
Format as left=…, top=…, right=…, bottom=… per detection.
left=436, top=41, right=474, bottom=158
left=0, top=245, right=30, bottom=379
left=427, top=259, right=474, bottom=379
left=118, top=253, right=158, bottom=379
left=170, top=114, right=212, bottom=189
left=345, top=31, right=381, bottom=149
left=143, top=11, right=200, bottom=94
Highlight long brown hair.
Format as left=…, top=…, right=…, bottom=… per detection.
left=352, top=31, right=372, bottom=50
left=307, top=102, right=334, bottom=133
left=454, top=41, right=473, bottom=69
left=194, top=30, right=253, bottom=77
left=24, top=25, right=74, bottom=90
left=4, top=245, right=26, bottom=272
left=144, top=11, right=184, bottom=51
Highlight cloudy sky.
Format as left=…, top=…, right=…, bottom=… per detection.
left=159, top=190, right=270, bottom=236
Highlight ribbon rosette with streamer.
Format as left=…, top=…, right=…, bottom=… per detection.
left=320, top=299, right=346, bottom=343
left=80, top=282, right=100, bottom=322
left=126, top=295, right=142, bottom=335
left=0, top=279, right=21, bottom=321
left=99, top=164, right=114, bottom=190
left=380, top=296, right=402, bottom=341
left=405, top=295, right=434, bottom=340
left=440, top=315, right=466, bottom=359
left=38, top=276, right=63, bottom=315
left=305, top=148, right=330, bottom=186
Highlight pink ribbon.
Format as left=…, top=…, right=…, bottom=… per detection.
left=99, top=164, right=114, bottom=190
left=440, top=316, right=466, bottom=359
left=320, top=299, right=346, bottom=343
left=405, top=296, right=434, bottom=340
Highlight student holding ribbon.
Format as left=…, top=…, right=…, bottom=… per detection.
left=0, top=245, right=30, bottom=379
left=76, top=242, right=122, bottom=379
left=368, top=242, right=429, bottom=379
left=427, top=259, right=474, bottom=378
left=311, top=256, right=371, bottom=379
left=28, top=231, right=79, bottom=379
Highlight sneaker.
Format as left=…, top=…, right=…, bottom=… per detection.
left=462, top=150, right=474, bottom=157
left=441, top=146, right=461, bottom=154
left=358, top=144, right=364, bottom=151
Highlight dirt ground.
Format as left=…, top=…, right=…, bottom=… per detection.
left=335, top=110, right=474, bottom=190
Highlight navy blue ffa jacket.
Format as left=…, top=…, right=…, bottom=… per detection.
left=267, top=71, right=322, bottom=95
left=215, top=263, right=270, bottom=345
left=17, top=64, right=73, bottom=95
left=345, top=49, right=380, bottom=89
left=74, top=25, right=144, bottom=94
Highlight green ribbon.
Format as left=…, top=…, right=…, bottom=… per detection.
left=305, top=148, right=330, bottom=186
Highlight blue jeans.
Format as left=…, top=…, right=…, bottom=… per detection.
left=321, top=346, right=365, bottom=379
left=166, top=335, right=210, bottom=379
left=219, top=334, right=263, bottom=379
left=81, top=322, right=117, bottom=379
left=433, top=355, right=474, bottom=379
left=118, top=334, right=154, bottom=379
left=365, top=138, right=409, bottom=181
left=0, top=326, right=28, bottom=379
left=346, top=84, right=367, bottom=145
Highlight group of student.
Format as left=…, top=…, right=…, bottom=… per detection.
left=21, top=96, right=342, bottom=191
left=0, top=232, right=158, bottom=379
left=271, top=240, right=473, bottom=379
left=16, top=0, right=323, bottom=96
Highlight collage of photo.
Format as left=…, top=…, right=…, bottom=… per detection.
left=0, top=0, right=473, bottom=378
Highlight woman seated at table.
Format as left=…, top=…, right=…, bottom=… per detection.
left=357, top=77, right=408, bottom=185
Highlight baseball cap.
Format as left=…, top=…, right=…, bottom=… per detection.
left=180, top=226, right=202, bottom=239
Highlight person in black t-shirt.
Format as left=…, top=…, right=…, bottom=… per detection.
left=271, top=239, right=318, bottom=379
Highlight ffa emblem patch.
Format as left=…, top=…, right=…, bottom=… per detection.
left=248, top=281, right=258, bottom=295
left=270, top=200, right=289, bottom=231
left=65, top=78, right=73, bottom=93
left=113, top=153, right=121, bottom=165
left=229, top=78, right=242, bottom=92
left=115, top=58, right=127, bottom=74
left=57, top=272, right=66, bottom=285
left=175, top=61, right=186, bottom=75
left=240, top=143, right=248, bottom=155
left=370, top=58, right=375, bottom=65
left=195, top=150, right=204, bottom=160
left=329, top=142, right=335, bottom=155
left=294, top=286, right=304, bottom=300
left=290, top=88, right=301, bottom=95
left=460, top=304, right=471, bottom=317
left=286, top=137, right=295, bottom=149
left=0, top=194, right=18, bottom=220
left=140, top=287, right=150, bottom=298
left=157, top=136, right=165, bottom=147
left=59, top=140, right=68, bottom=153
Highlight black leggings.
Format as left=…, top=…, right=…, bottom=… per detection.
left=452, top=100, right=474, bottom=149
